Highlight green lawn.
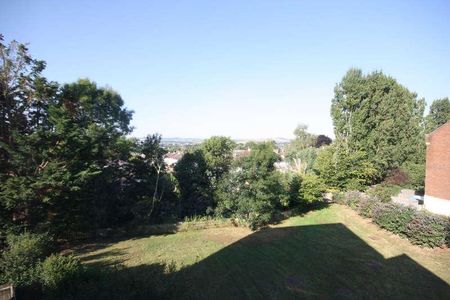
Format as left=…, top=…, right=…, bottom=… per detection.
left=73, top=204, right=450, bottom=299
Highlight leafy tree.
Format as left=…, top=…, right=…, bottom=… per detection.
left=242, top=141, right=279, bottom=173
left=1, top=36, right=59, bottom=234
left=288, top=147, right=318, bottom=175
left=174, top=150, right=212, bottom=217
left=0, top=232, right=52, bottom=288
left=0, top=35, right=181, bottom=238
left=331, top=69, right=426, bottom=174
left=286, top=124, right=316, bottom=154
left=314, top=143, right=378, bottom=191
left=285, top=124, right=318, bottom=174
left=215, top=142, right=281, bottom=229
left=315, top=135, right=332, bottom=148
left=425, top=98, right=450, bottom=133
left=124, top=134, right=177, bottom=224
left=298, top=173, right=326, bottom=204
left=201, top=136, right=236, bottom=185
left=0, top=35, right=57, bottom=175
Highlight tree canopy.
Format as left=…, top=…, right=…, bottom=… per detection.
left=331, top=69, right=426, bottom=172
left=425, top=98, right=450, bottom=133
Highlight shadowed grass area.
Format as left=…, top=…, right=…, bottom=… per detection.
left=72, top=205, right=450, bottom=299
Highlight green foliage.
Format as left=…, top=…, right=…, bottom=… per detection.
left=286, top=124, right=316, bottom=153
left=287, top=147, right=318, bottom=174
left=356, top=196, right=380, bottom=218
left=287, top=174, right=302, bottom=206
left=174, top=150, right=212, bottom=217
left=41, top=254, right=86, bottom=294
left=341, top=191, right=363, bottom=209
left=201, top=136, right=236, bottom=184
left=215, top=169, right=281, bottom=230
left=366, top=184, right=401, bottom=203
left=215, top=142, right=281, bottom=230
left=243, top=141, right=279, bottom=173
left=299, top=174, right=326, bottom=204
left=331, top=69, right=426, bottom=176
left=400, top=162, right=425, bottom=192
left=336, top=191, right=450, bottom=248
left=372, top=203, right=416, bottom=236
left=314, top=144, right=378, bottom=191
left=425, top=98, right=450, bottom=133
left=285, top=125, right=318, bottom=174
left=0, top=36, right=178, bottom=237
left=0, top=232, right=52, bottom=287
left=315, top=135, right=332, bottom=148
left=405, top=212, right=450, bottom=248
left=275, top=172, right=295, bottom=208
left=383, top=168, right=409, bottom=186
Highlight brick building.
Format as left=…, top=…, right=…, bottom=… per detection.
left=424, top=121, right=450, bottom=216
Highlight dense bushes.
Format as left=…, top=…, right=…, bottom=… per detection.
left=400, top=162, right=425, bottom=193
left=372, top=203, right=415, bottom=236
left=406, top=212, right=449, bottom=248
left=41, top=254, right=87, bottom=295
left=334, top=191, right=450, bottom=248
left=215, top=173, right=279, bottom=230
left=314, top=144, right=378, bottom=191
left=298, top=174, right=326, bottom=204
left=0, top=232, right=86, bottom=298
left=0, top=232, right=52, bottom=287
left=366, top=184, right=401, bottom=203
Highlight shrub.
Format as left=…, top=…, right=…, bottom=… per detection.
left=346, top=191, right=363, bottom=209
left=384, top=168, right=409, bottom=186
left=405, top=212, right=449, bottom=247
left=367, top=184, right=400, bottom=203
left=332, top=191, right=363, bottom=208
left=332, top=192, right=344, bottom=204
left=215, top=170, right=279, bottom=230
left=372, top=203, right=415, bottom=236
left=41, top=254, right=86, bottom=295
left=400, top=162, right=425, bottom=192
left=357, top=196, right=381, bottom=218
left=447, top=222, right=450, bottom=247
left=0, top=232, right=52, bottom=287
left=299, top=174, right=326, bottom=204
left=335, top=187, right=450, bottom=248
left=314, top=144, right=378, bottom=191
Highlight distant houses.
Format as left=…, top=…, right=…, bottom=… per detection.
left=164, top=152, right=184, bottom=172
left=232, top=149, right=251, bottom=159
left=424, top=121, right=450, bottom=216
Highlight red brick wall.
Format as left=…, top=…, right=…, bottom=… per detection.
left=425, top=123, right=450, bottom=200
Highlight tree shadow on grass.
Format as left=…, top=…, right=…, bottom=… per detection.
left=68, top=223, right=450, bottom=300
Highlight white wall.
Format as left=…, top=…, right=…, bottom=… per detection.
left=424, top=195, right=450, bottom=216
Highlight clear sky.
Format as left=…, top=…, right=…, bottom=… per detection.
left=1, top=0, right=449, bottom=139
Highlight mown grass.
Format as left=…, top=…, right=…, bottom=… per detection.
left=72, top=204, right=450, bottom=299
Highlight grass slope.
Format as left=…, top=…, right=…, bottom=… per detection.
left=74, top=204, right=450, bottom=299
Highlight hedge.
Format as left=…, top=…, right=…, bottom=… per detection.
left=334, top=191, right=450, bottom=248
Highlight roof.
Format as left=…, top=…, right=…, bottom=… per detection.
left=425, top=121, right=450, bottom=145
left=164, top=152, right=183, bottom=160
left=428, top=121, right=450, bottom=137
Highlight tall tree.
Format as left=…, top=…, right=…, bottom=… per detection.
left=174, top=150, right=212, bottom=217
left=331, top=69, right=425, bottom=174
left=315, top=135, right=332, bottom=148
left=285, top=124, right=317, bottom=174
left=201, top=136, right=236, bottom=185
left=0, top=36, right=58, bottom=234
left=314, top=143, right=377, bottom=190
left=425, top=98, right=450, bottom=133
left=215, top=142, right=281, bottom=229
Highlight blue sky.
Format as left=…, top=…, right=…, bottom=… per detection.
left=1, top=0, right=449, bottom=139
